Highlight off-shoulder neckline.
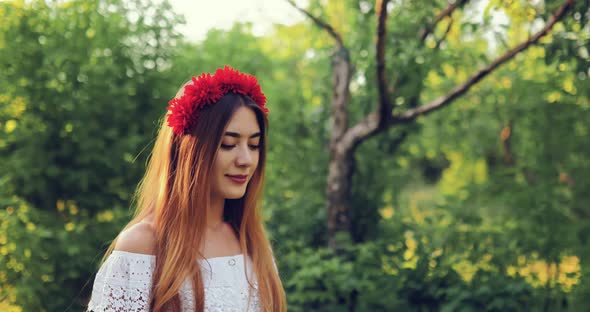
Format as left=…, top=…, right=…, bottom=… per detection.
left=111, top=250, right=244, bottom=262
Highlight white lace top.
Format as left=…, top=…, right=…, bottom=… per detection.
left=87, top=250, right=260, bottom=312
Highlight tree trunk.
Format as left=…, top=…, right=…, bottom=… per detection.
left=327, top=144, right=355, bottom=249
left=326, top=47, right=353, bottom=249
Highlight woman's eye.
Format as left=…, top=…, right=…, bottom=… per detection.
left=220, top=144, right=259, bottom=150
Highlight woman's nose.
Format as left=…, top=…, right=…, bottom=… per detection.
left=235, top=146, right=254, bottom=167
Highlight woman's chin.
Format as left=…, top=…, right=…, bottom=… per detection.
left=225, top=191, right=246, bottom=200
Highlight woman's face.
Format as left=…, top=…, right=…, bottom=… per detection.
left=211, top=106, right=261, bottom=200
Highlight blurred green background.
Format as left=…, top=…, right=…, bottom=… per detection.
left=0, top=0, right=589, bottom=311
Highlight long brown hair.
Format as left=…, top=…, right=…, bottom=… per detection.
left=101, top=86, right=286, bottom=311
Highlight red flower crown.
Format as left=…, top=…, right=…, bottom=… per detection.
left=166, top=66, right=268, bottom=135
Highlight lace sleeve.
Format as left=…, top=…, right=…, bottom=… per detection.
left=87, top=251, right=156, bottom=312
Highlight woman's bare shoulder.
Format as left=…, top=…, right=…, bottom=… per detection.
left=114, top=221, right=156, bottom=255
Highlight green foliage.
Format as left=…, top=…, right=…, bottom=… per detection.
left=280, top=241, right=540, bottom=311
left=0, top=0, right=181, bottom=310
left=0, top=0, right=181, bottom=213
left=0, top=196, right=128, bottom=311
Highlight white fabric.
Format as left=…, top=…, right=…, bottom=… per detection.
left=87, top=250, right=260, bottom=312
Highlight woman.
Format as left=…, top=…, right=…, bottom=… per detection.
left=87, top=66, right=286, bottom=312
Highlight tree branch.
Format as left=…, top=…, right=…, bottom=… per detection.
left=387, top=1, right=467, bottom=116
left=395, top=0, right=574, bottom=123
left=339, top=112, right=380, bottom=154
left=376, top=0, right=392, bottom=126
left=419, top=0, right=469, bottom=42
left=286, top=0, right=351, bottom=143
left=285, top=0, right=344, bottom=47
left=434, top=17, right=454, bottom=49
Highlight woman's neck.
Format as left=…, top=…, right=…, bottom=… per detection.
left=208, top=195, right=225, bottom=229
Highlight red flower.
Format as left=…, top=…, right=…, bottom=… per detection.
left=214, top=66, right=268, bottom=109
left=166, top=66, right=268, bottom=134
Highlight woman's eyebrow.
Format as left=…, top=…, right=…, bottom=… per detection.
left=224, top=131, right=261, bottom=138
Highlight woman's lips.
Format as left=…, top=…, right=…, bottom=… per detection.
left=226, top=174, right=247, bottom=184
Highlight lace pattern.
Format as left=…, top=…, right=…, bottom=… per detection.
left=87, top=251, right=260, bottom=312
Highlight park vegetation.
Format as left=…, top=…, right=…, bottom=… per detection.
left=0, top=0, right=588, bottom=311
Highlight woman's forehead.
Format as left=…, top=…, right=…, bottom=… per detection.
left=225, top=107, right=261, bottom=136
